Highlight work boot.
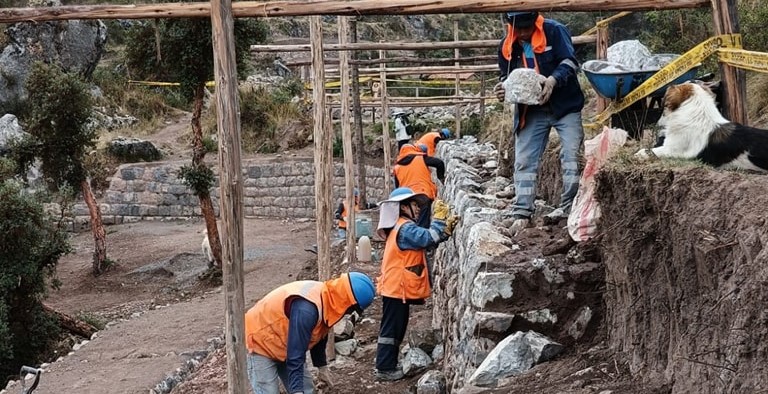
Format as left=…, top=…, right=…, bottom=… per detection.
left=543, top=208, right=569, bottom=225
left=508, top=218, right=530, bottom=234
left=375, top=368, right=405, bottom=381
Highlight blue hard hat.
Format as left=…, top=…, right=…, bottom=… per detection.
left=353, top=188, right=360, bottom=196
left=505, top=11, right=538, bottom=27
left=440, top=128, right=451, bottom=139
left=385, top=187, right=417, bottom=202
left=417, top=143, right=428, bottom=153
left=348, top=272, right=375, bottom=309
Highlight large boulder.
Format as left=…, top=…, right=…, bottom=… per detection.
left=0, top=114, right=28, bottom=154
left=0, top=0, right=107, bottom=112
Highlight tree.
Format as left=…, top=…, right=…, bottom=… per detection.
left=0, top=174, right=70, bottom=385
left=17, top=61, right=109, bottom=275
left=125, top=16, right=267, bottom=269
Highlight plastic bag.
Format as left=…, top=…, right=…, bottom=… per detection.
left=567, top=126, right=628, bottom=242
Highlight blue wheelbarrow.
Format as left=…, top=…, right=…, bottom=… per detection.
left=583, top=62, right=700, bottom=100
left=582, top=56, right=700, bottom=138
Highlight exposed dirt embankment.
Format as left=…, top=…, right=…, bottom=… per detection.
left=596, top=163, right=768, bottom=393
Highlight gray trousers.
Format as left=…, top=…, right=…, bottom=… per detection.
left=247, top=353, right=314, bottom=394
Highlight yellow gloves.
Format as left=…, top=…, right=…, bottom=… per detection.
left=445, top=214, right=460, bottom=236
left=433, top=199, right=460, bottom=237
left=432, top=199, right=451, bottom=221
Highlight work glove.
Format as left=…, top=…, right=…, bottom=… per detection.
left=493, top=81, right=506, bottom=102
left=432, top=199, right=451, bottom=221
left=444, top=214, right=461, bottom=236
left=317, top=366, right=334, bottom=389
left=539, top=76, right=557, bottom=104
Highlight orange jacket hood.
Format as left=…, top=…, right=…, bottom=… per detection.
left=320, top=273, right=357, bottom=327
left=501, top=15, right=547, bottom=60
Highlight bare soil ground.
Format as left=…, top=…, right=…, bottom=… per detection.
left=5, top=217, right=317, bottom=394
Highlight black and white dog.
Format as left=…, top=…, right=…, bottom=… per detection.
left=636, top=82, right=768, bottom=172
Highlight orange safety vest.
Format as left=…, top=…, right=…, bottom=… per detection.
left=245, top=275, right=357, bottom=361
left=416, top=132, right=441, bottom=157
left=393, top=155, right=437, bottom=200
left=377, top=217, right=430, bottom=302
left=338, top=200, right=360, bottom=229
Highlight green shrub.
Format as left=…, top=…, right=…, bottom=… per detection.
left=461, top=114, right=484, bottom=136
left=75, top=312, right=106, bottom=331
left=0, top=180, right=70, bottom=386
left=178, top=164, right=215, bottom=196
left=202, top=135, right=218, bottom=153
left=238, top=83, right=309, bottom=153
left=332, top=134, right=343, bottom=158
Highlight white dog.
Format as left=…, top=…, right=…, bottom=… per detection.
left=201, top=229, right=214, bottom=266
left=636, top=82, right=768, bottom=172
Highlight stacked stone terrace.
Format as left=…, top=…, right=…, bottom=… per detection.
left=70, top=158, right=387, bottom=228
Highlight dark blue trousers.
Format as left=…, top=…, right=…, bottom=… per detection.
left=375, top=296, right=410, bottom=371
left=416, top=199, right=433, bottom=228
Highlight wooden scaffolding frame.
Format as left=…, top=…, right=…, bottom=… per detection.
left=0, top=1, right=744, bottom=392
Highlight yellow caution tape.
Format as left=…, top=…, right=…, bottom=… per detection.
left=593, top=34, right=743, bottom=124
left=128, top=80, right=216, bottom=87
left=582, top=11, right=632, bottom=36
left=717, top=48, right=768, bottom=73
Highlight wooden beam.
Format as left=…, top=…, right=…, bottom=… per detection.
left=350, top=18, right=368, bottom=209
left=251, top=35, right=596, bottom=53
left=339, top=16, right=357, bottom=265
left=328, top=95, right=497, bottom=102
left=311, top=16, right=333, bottom=282
left=329, top=99, right=488, bottom=108
left=0, top=0, right=710, bottom=23
left=279, top=55, right=499, bottom=67
left=328, top=64, right=499, bottom=77
left=379, top=47, right=392, bottom=195
left=595, top=18, right=609, bottom=113
left=453, top=19, right=462, bottom=138
left=710, top=0, right=747, bottom=124
left=210, top=0, right=247, bottom=392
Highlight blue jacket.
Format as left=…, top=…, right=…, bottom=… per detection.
left=497, top=18, right=585, bottom=120
left=286, top=298, right=327, bottom=393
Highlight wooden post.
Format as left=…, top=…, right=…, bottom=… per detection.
left=479, top=72, right=486, bottom=129
left=710, top=0, right=747, bottom=124
left=350, top=17, right=368, bottom=209
left=379, top=47, right=393, bottom=194
left=310, top=16, right=333, bottom=282
left=454, top=19, right=462, bottom=138
left=339, top=16, right=357, bottom=265
left=595, top=18, right=609, bottom=113
left=210, top=0, right=246, bottom=392
left=323, top=104, right=337, bottom=363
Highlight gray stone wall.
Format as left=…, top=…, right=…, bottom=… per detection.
left=432, top=139, right=602, bottom=391
left=71, top=158, right=387, bottom=226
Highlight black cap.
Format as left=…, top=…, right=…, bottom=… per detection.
left=505, top=11, right=539, bottom=28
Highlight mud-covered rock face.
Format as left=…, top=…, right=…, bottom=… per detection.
left=596, top=164, right=768, bottom=393
left=0, top=18, right=107, bottom=112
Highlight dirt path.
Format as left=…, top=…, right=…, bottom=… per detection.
left=7, top=218, right=316, bottom=394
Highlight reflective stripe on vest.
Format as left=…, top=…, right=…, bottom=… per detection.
left=378, top=217, right=430, bottom=302
left=392, top=155, right=436, bottom=200
left=244, top=281, right=328, bottom=361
